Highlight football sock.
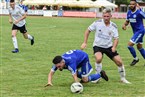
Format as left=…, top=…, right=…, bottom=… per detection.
left=95, top=63, right=102, bottom=74
left=128, top=46, right=137, bottom=58
left=118, top=65, right=126, bottom=79
left=77, top=71, right=82, bottom=79
left=12, top=36, right=18, bottom=49
left=88, top=74, right=101, bottom=82
left=139, top=48, right=145, bottom=59
left=27, top=34, right=33, bottom=40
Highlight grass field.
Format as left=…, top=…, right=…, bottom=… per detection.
left=0, top=16, right=145, bottom=97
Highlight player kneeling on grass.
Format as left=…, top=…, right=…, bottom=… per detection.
left=45, top=50, right=108, bottom=87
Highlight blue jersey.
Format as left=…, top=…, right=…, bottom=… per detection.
left=127, top=9, right=145, bottom=33
left=19, top=4, right=28, bottom=12
left=51, top=50, right=92, bottom=75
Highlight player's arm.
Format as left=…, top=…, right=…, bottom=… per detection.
left=72, top=73, right=79, bottom=82
left=45, top=70, right=55, bottom=87
left=112, top=38, right=119, bottom=52
left=81, top=29, right=91, bottom=50
left=14, top=13, right=26, bottom=24
left=122, top=20, right=129, bottom=30
left=9, top=14, right=13, bottom=24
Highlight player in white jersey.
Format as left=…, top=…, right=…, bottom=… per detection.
left=81, top=8, right=130, bottom=84
left=8, top=0, right=34, bottom=53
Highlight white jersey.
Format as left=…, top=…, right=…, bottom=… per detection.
left=8, top=5, right=26, bottom=27
left=88, top=19, right=119, bottom=48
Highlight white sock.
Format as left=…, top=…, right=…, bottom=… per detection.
left=95, top=63, right=102, bottom=74
left=118, top=65, right=126, bottom=80
left=134, top=57, right=139, bottom=60
left=27, top=34, right=33, bottom=40
left=12, top=37, right=18, bottom=49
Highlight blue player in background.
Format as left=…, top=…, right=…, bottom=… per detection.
left=122, top=0, right=145, bottom=66
left=19, top=0, right=28, bottom=13
left=45, top=50, right=108, bottom=86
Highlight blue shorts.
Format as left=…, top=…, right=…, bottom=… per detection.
left=130, top=31, right=144, bottom=44
left=78, top=56, right=93, bottom=77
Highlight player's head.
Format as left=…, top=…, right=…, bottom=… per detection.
left=52, top=56, right=65, bottom=71
left=10, top=0, right=15, bottom=8
left=20, top=0, right=24, bottom=4
left=102, top=8, right=112, bottom=24
left=129, top=0, right=137, bottom=11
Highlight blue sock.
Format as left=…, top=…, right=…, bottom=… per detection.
left=128, top=46, right=137, bottom=58
left=88, top=74, right=101, bottom=82
left=77, top=71, right=82, bottom=79
left=139, top=48, right=145, bottom=59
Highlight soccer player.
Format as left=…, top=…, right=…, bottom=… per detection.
left=8, top=0, right=34, bottom=53
left=19, top=0, right=28, bottom=13
left=81, top=8, right=131, bottom=84
left=45, top=50, right=108, bottom=86
left=122, top=0, right=145, bottom=66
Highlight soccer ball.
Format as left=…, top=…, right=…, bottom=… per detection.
left=70, top=82, right=83, bottom=93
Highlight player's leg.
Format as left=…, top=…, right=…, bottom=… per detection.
left=137, top=43, right=145, bottom=59
left=20, top=25, right=34, bottom=45
left=136, top=32, right=145, bottom=59
left=11, top=24, right=19, bottom=53
left=80, top=55, right=108, bottom=83
left=105, top=47, right=130, bottom=84
left=93, top=46, right=103, bottom=74
left=127, top=32, right=143, bottom=66
left=113, top=55, right=131, bottom=84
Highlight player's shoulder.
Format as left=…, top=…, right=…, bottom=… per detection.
left=15, top=4, right=23, bottom=10
left=95, top=19, right=103, bottom=23
left=111, top=22, right=118, bottom=29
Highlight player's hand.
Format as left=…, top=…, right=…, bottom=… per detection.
left=122, top=25, right=126, bottom=30
left=81, top=43, right=87, bottom=50
left=13, top=20, right=19, bottom=24
left=111, top=47, right=116, bottom=52
left=9, top=19, right=13, bottom=24
left=45, top=83, right=53, bottom=87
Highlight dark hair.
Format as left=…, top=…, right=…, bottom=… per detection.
left=130, top=0, right=137, bottom=2
left=10, top=0, right=15, bottom=3
left=52, top=56, right=63, bottom=64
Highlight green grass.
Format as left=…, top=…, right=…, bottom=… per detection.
left=0, top=16, right=145, bottom=97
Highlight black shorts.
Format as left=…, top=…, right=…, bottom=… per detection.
left=12, top=24, right=27, bottom=33
left=93, top=46, right=119, bottom=59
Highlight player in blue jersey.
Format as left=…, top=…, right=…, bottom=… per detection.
left=19, top=0, right=28, bottom=13
left=122, top=0, right=145, bottom=66
left=45, top=50, right=108, bottom=86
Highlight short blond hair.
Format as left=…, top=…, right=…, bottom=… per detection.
left=102, top=8, right=112, bottom=14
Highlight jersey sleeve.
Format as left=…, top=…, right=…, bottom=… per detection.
left=67, top=62, right=77, bottom=75
left=51, top=65, right=57, bottom=72
left=88, top=21, right=97, bottom=32
left=139, top=10, right=145, bottom=19
left=24, top=6, right=28, bottom=12
left=112, top=23, right=119, bottom=39
left=18, top=5, right=25, bottom=15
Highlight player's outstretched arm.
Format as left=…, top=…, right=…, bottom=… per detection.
left=81, top=29, right=91, bottom=50
left=45, top=70, right=55, bottom=87
left=72, top=73, right=79, bottom=83
left=9, top=14, right=13, bottom=24
left=122, top=21, right=129, bottom=30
